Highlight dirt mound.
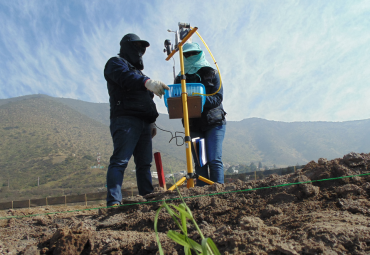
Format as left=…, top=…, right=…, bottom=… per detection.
left=1, top=152, right=370, bottom=254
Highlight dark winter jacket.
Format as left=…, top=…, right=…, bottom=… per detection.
left=104, top=56, right=159, bottom=123
left=174, top=67, right=226, bottom=131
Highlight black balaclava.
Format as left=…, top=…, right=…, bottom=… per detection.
left=119, top=33, right=149, bottom=70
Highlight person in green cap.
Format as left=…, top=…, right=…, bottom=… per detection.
left=174, top=42, right=226, bottom=186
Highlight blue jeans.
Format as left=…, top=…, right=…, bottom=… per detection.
left=106, top=116, right=153, bottom=206
left=191, top=124, right=226, bottom=186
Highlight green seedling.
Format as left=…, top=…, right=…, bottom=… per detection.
left=154, top=174, right=220, bottom=255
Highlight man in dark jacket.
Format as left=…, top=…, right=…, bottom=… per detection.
left=104, top=33, right=169, bottom=206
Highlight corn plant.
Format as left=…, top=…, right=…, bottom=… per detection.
left=154, top=183, right=220, bottom=255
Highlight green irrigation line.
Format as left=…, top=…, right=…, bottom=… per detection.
left=1, top=172, right=369, bottom=220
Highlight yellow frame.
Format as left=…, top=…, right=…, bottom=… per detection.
left=166, top=27, right=214, bottom=190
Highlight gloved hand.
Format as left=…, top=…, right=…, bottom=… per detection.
left=150, top=123, right=157, bottom=138
left=145, top=79, right=169, bottom=99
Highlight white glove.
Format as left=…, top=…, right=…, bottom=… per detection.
left=150, top=123, right=157, bottom=138
left=145, top=79, right=169, bottom=99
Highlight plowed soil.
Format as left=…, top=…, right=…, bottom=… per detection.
left=1, top=152, right=370, bottom=255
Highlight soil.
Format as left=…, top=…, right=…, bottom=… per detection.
left=1, top=152, right=370, bottom=255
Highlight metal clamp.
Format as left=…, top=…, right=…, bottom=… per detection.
left=186, top=173, right=198, bottom=180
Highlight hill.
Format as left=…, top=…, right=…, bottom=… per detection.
left=0, top=94, right=187, bottom=163
left=0, top=95, right=186, bottom=201
left=0, top=96, right=113, bottom=192
left=223, top=118, right=370, bottom=165
left=46, top=95, right=370, bottom=166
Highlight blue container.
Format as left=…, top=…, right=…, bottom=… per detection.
left=164, top=83, right=206, bottom=111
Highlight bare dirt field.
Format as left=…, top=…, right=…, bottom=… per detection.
left=1, top=152, right=370, bottom=255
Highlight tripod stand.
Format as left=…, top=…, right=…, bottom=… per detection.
left=164, top=24, right=214, bottom=190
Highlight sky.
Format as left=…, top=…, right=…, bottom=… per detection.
left=1, top=0, right=370, bottom=122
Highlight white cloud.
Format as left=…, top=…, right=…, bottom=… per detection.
left=1, top=0, right=370, bottom=122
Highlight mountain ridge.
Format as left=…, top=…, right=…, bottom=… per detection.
left=2, top=94, right=369, bottom=166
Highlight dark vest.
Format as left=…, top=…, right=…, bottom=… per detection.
left=108, top=57, right=159, bottom=123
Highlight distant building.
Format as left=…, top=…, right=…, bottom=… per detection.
left=174, top=172, right=182, bottom=177
left=151, top=171, right=158, bottom=179
left=224, top=163, right=230, bottom=170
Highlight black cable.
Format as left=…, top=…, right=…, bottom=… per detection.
left=155, top=123, right=185, bottom=146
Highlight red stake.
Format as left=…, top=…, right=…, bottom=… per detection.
left=154, top=152, right=167, bottom=191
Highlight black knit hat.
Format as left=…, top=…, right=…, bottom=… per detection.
left=120, top=33, right=150, bottom=47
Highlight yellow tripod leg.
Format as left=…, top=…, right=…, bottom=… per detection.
left=168, top=177, right=187, bottom=191
left=178, top=42, right=195, bottom=189
left=198, top=175, right=214, bottom=185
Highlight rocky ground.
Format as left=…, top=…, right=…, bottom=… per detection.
left=1, top=152, right=370, bottom=255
